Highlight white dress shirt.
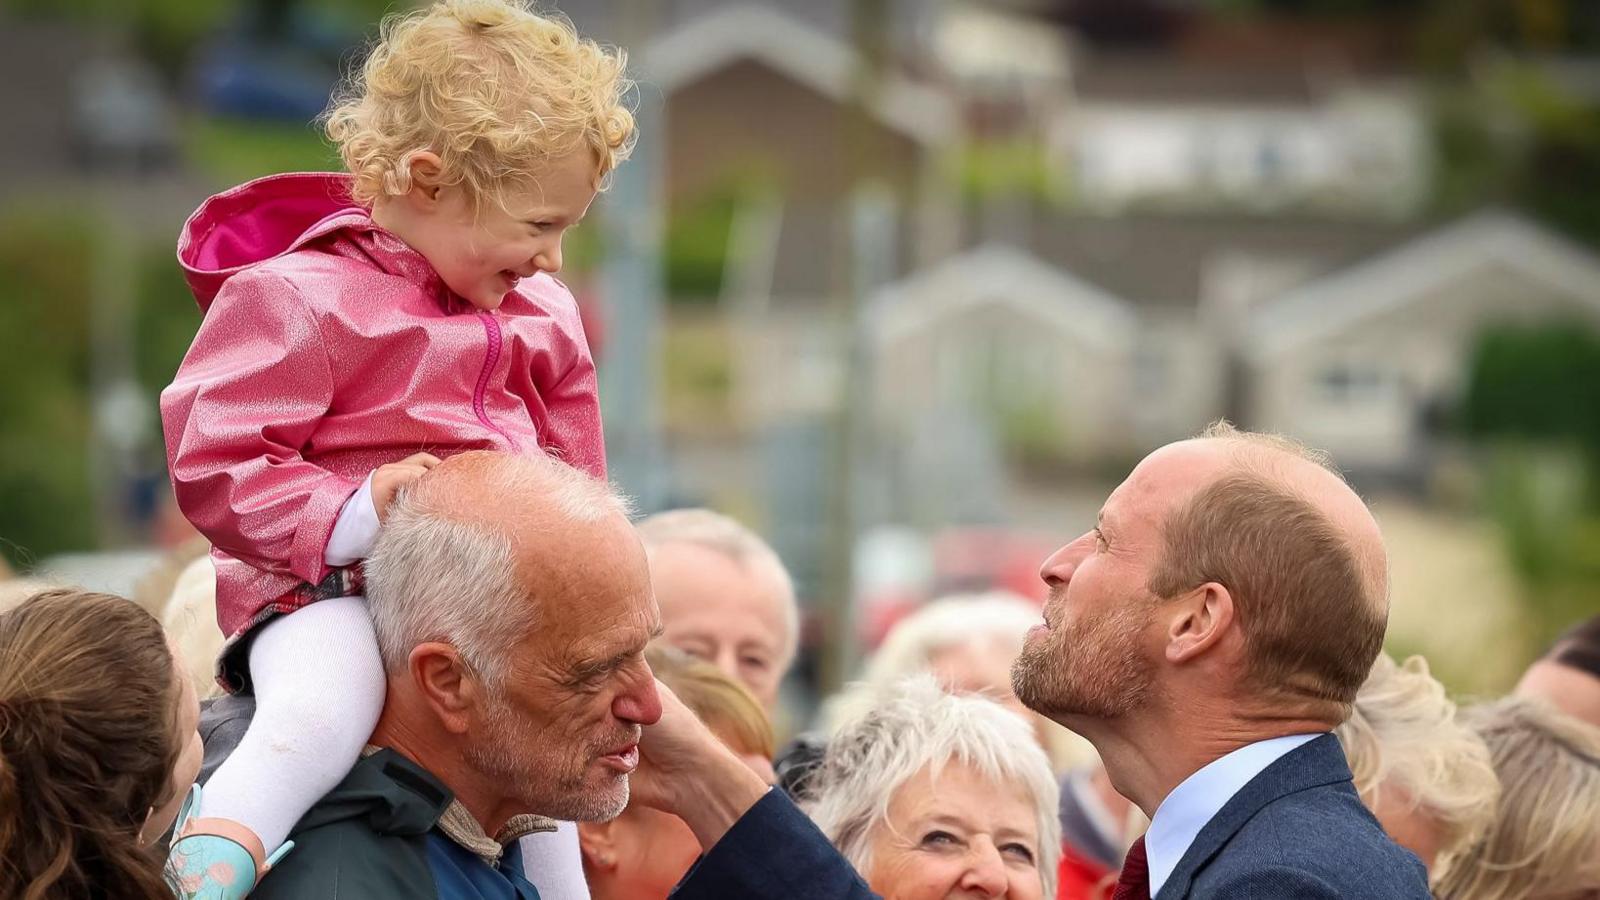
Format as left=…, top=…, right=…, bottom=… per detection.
left=1144, top=733, right=1323, bottom=896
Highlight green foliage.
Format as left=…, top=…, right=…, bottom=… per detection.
left=6, top=0, right=230, bottom=73
left=1458, top=324, right=1600, bottom=648
left=1482, top=446, right=1600, bottom=650
left=1431, top=91, right=1520, bottom=215
left=0, top=205, right=200, bottom=567
left=664, top=165, right=785, bottom=303
left=996, top=396, right=1070, bottom=469
left=0, top=210, right=98, bottom=565
left=664, top=187, right=739, bottom=303
left=1458, top=322, right=1600, bottom=454
left=5, top=0, right=398, bottom=74
left=185, top=116, right=340, bottom=186
left=955, top=139, right=1064, bottom=204
left=1430, top=62, right=1600, bottom=248
left=134, top=242, right=201, bottom=398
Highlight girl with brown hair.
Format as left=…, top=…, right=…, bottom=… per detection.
left=0, top=588, right=203, bottom=899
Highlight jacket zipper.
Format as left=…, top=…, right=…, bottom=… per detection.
left=473, top=312, right=516, bottom=446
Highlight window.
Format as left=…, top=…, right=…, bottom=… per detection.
left=1314, top=361, right=1392, bottom=407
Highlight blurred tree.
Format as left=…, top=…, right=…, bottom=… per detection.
left=1428, top=57, right=1600, bottom=249
left=0, top=211, right=97, bottom=567
left=663, top=186, right=738, bottom=303
left=1460, top=323, right=1600, bottom=650
left=1459, top=322, right=1600, bottom=455
left=0, top=205, right=200, bottom=568
left=955, top=138, right=1062, bottom=204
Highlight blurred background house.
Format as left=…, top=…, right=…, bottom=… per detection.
left=3, top=0, right=1599, bottom=710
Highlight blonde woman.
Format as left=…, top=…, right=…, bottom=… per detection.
left=1434, top=697, right=1600, bottom=900
left=1334, top=653, right=1500, bottom=881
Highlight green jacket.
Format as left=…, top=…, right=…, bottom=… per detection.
left=252, top=748, right=545, bottom=900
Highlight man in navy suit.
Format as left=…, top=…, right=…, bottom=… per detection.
left=644, top=423, right=1430, bottom=899
left=1009, top=422, right=1428, bottom=898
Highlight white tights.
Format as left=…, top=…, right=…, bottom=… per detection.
left=197, top=596, right=386, bottom=850
left=197, top=594, right=592, bottom=896
left=520, top=822, right=592, bottom=899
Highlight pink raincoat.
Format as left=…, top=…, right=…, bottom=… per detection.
left=160, top=172, right=605, bottom=680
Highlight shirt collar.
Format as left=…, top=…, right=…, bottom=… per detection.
left=437, top=803, right=557, bottom=865
left=1144, top=733, right=1323, bottom=895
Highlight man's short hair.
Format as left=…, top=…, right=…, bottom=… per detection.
left=364, top=452, right=631, bottom=687
left=635, top=508, right=798, bottom=661
left=1148, top=422, right=1387, bottom=710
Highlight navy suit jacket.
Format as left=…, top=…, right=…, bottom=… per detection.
left=670, top=735, right=1429, bottom=900
left=671, top=790, right=879, bottom=900
left=1155, top=733, right=1431, bottom=899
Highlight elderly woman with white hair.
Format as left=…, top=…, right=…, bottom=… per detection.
left=805, top=676, right=1062, bottom=899
left=814, top=593, right=1138, bottom=899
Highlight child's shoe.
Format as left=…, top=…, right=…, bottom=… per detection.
left=163, top=786, right=293, bottom=899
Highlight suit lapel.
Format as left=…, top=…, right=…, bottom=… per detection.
left=1154, top=734, right=1352, bottom=899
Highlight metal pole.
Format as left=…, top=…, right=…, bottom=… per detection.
left=599, top=1, right=665, bottom=512
left=817, top=0, right=892, bottom=695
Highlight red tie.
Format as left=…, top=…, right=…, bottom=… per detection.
left=1111, top=836, right=1150, bottom=900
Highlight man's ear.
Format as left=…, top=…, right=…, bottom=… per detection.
left=577, top=820, right=621, bottom=871
left=409, top=641, right=482, bottom=735
left=1164, top=582, right=1236, bottom=665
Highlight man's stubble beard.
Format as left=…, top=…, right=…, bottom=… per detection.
left=1013, top=592, right=1157, bottom=723
left=465, top=694, right=635, bottom=823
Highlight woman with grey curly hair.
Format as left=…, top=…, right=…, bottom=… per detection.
left=805, top=675, right=1062, bottom=899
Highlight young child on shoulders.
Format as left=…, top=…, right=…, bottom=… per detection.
left=160, top=2, right=631, bottom=896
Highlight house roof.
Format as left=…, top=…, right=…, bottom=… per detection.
left=1006, top=210, right=1416, bottom=311
left=1071, top=52, right=1323, bottom=105
left=559, top=0, right=930, bottom=50
left=639, top=4, right=957, bottom=146
left=1244, top=210, right=1600, bottom=362
left=867, top=242, right=1138, bottom=353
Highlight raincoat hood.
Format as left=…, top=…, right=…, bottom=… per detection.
left=177, top=172, right=367, bottom=311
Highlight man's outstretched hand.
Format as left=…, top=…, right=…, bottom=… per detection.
left=634, top=679, right=771, bottom=849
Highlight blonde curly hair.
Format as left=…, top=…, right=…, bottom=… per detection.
left=1335, top=653, right=1500, bottom=882
left=325, top=0, right=634, bottom=212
